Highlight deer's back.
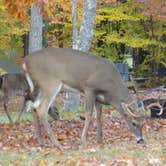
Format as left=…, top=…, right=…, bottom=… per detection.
left=25, top=48, right=129, bottom=99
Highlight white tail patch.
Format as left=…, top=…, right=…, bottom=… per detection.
left=22, top=63, right=27, bottom=71
left=22, top=63, right=34, bottom=93
left=47, top=82, right=63, bottom=111
left=25, top=73, right=34, bottom=92
left=33, top=99, right=41, bottom=109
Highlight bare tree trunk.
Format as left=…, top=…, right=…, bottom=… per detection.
left=72, top=0, right=78, bottom=49
left=63, top=0, right=80, bottom=111
left=29, top=5, right=43, bottom=54
left=78, top=0, right=98, bottom=52
left=64, top=0, right=98, bottom=111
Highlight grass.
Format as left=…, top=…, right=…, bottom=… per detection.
left=0, top=111, right=33, bottom=124
left=0, top=141, right=166, bottom=165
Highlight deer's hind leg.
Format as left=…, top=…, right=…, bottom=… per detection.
left=95, top=101, right=103, bottom=144
left=81, top=89, right=95, bottom=148
left=34, top=81, right=63, bottom=148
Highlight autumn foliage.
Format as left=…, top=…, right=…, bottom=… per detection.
left=4, top=0, right=72, bottom=23
left=138, top=0, right=166, bottom=21
left=4, top=0, right=33, bottom=23
left=2, top=0, right=166, bottom=83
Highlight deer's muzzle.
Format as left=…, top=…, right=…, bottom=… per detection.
left=136, top=137, right=144, bottom=144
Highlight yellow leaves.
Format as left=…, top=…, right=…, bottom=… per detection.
left=105, top=33, right=160, bottom=49
left=0, top=68, right=7, bottom=75
left=0, top=36, right=11, bottom=50
left=0, top=4, right=6, bottom=11
left=38, top=160, right=48, bottom=166
left=65, top=158, right=78, bottom=165
left=0, top=1, right=28, bottom=52
left=96, top=7, right=140, bottom=23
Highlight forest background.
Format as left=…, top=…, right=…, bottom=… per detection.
left=0, top=0, right=166, bottom=87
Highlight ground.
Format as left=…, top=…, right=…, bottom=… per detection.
left=0, top=108, right=166, bottom=166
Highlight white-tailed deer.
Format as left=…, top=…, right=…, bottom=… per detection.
left=0, top=73, right=59, bottom=123
left=0, top=73, right=30, bottom=123
left=22, top=48, right=147, bottom=148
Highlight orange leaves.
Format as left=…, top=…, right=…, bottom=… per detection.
left=43, top=1, right=56, bottom=19
left=0, top=112, right=166, bottom=165
left=4, top=0, right=32, bottom=23
left=4, top=0, right=73, bottom=23
left=138, top=0, right=166, bottom=21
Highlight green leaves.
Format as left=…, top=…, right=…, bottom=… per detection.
left=105, top=32, right=164, bottom=49
left=91, top=0, right=166, bottom=81
left=97, top=7, right=141, bottom=23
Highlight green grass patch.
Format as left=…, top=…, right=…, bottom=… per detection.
left=0, top=111, right=33, bottom=124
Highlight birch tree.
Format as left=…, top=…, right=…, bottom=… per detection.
left=64, top=0, right=98, bottom=111
left=29, top=5, right=43, bottom=54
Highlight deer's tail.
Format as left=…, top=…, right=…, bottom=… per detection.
left=22, top=62, right=34, bottom=93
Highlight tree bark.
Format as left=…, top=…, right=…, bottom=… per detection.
left=29, top=5, right=43, bottom=54
left=78, top=0, right=98, bottom=52
left=63, top=0, right=80, bottom=111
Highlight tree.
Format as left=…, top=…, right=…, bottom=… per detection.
left=0, top=0, right=28, bottom=56
left=63, top=0, right=80, bottom=111
left=64, top=0, right=98, bottom=111
left=86, top=0, right=166, bottom=88
left=29, top=4, right=43, bottom=54
left=138, top=0, right=166, bottom=21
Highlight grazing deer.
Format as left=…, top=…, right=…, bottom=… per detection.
left=0, top=73, right=30, bottom=123
left=0, top=73, right=59, bottom=123
left=22, top=48, right=148, bottom=149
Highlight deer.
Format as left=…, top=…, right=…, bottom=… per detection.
left=22, top=47, right=152, bottom=149
left=0, top=73, right=30, bottom=123
left=0, top=73, right=59, bottom=123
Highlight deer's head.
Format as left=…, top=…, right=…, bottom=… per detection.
left=121, top=97, right=146, bottom=143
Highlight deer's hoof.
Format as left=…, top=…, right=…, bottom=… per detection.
left=136, top=138, right=144, bottom=144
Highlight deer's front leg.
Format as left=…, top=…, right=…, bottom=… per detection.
left=81, top=89, right=95, bottom=148
left=95, top=101, right=103, bottom=144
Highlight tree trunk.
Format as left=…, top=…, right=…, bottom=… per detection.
left=63, top=0, right=98, bottom=111
left=29, top=5, right=43, bottom=54
left=78, top=0, right=98, bottom=52
left=63, top=0, right=80, bottom=111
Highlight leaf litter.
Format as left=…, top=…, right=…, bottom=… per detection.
left=0, top=109, right=166, bottom=165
